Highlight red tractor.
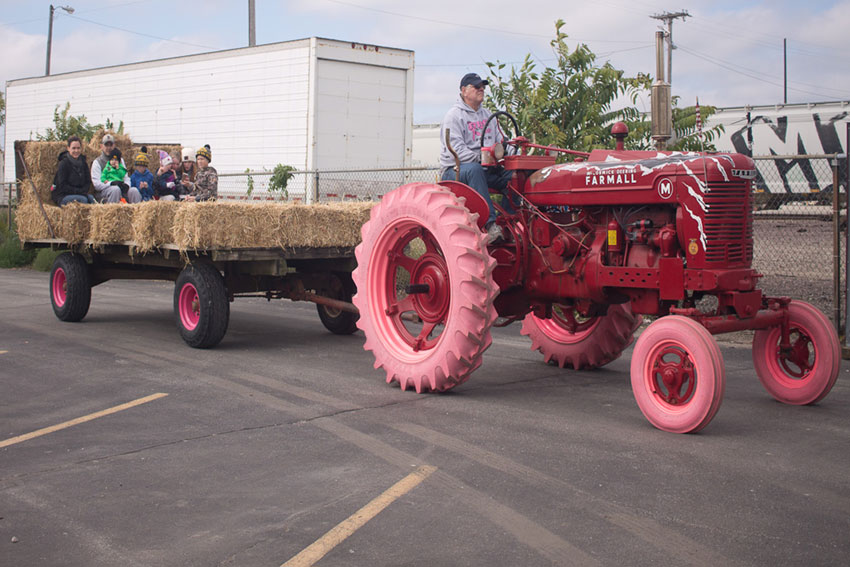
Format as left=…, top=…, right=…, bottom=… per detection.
left=351, top=113, right=840, bottom=433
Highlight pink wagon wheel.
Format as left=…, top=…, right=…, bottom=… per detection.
left=49, top=252, right=91, bottom=322
left=173, top=262, right=229, bottom=349
left=178, top=281, right=200, bottom=331
left=52, top=266, right=67, bottom=307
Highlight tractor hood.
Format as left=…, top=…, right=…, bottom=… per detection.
left=524, top=150, right=756, bottom=206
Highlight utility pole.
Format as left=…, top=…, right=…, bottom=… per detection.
left=248, top=0, right=256, bottom=47
left=783, top=38, right=787, bottom=104
left=650, top=10, right=689, bottom=87
left=46, top=4, right=75, bottom=76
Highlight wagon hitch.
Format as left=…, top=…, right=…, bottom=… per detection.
left=301, top=292, right=360, bottom=314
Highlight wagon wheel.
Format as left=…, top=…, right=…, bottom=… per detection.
left=352, top=183, right=498, bottom=392
left=752, top=300, right=840, bottom=405
left=630, top=315, right=725, bottom=433
left=521, top=303, right=642, bottom=369
left=173, top=262, right=229, bottom=349
left=50, top=252, right=91, bottom=322
left=317, top=272, right=359, bottom=335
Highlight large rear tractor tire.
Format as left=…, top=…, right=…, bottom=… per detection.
left=50, top=252, right=91, bottom=322
left=352, top=183, right=498, bottom=393
left=630, top=316, right=725, bottom=433
left=317, top=272, right=359, bottom=335
left=752, top=300, right=840, bottom=405
left=174, top=262, right=229, bottom=349
left=521, top=303, right=642, bottom=369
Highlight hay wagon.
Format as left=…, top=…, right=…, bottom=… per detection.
left=18, top=200, right=367, bottom=348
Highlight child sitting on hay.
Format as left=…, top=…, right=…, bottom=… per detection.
left=130, top=147, right=155, bottom=201
left=101, top=148, right=131, bottom=203
left=153, top=150, right=180, bottom=202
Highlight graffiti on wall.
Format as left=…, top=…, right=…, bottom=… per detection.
left=728, top=112, right=847, bottom=194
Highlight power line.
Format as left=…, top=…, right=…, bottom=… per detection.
left=678, top=44, right=850, bottom=100
left=66, top=14, right=216, bottom=50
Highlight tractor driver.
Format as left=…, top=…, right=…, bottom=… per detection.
left=439, top=72, right=514, bottom=244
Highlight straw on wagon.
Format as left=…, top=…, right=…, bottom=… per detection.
left=131, top=200, right=182, bottom=253
left=171, top=201, right=375, bottom=251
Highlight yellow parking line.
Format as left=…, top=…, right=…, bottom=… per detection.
left=282, top=465, right=437, bottom=567
left=0, top=393, right=168, bottom=449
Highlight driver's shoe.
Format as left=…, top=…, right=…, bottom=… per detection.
left=485, top=222, right=506, bottom=244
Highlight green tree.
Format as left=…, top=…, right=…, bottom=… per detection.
left=485, top=20, right=722, bottom=154
left=36, top=102, right=103, bottom=142
left=0, top=91, right=5, bottom=128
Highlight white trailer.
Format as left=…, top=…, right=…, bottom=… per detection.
left=4, top=37, right=415, bottom=200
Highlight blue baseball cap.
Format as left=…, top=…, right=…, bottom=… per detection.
left=460, top=73, right=488, bottom=88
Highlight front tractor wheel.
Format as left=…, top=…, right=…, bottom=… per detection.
left=521, top=303, right=642, bottom=369
left=630, top=316, right=725, bottom=433
left=352, top=183, right=498, bottom=392
left=752, top=300, right=840, bottom=405
left=174, top=262, right=229, bottom=349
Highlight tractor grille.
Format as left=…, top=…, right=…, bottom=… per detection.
left=703, top=181, right=753, bottom=266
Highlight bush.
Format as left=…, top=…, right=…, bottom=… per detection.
left=0, top=235, right=36, bottom=268
left=0, top=217, right=36, bottom=268
left=32, top=248, right=61, bottom=272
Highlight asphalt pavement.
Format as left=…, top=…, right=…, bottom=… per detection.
left=1, top=268, right=848, bottom=567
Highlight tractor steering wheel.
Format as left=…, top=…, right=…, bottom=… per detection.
left=480, top=111, right=521, bottom=149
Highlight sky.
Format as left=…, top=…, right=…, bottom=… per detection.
left=1, top=0, right=849, bottom=133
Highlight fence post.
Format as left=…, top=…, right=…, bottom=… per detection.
left=833, top=156, right=841, bottom=334
left=846, top=122, right=850, bottom=349
left=7, top=183, right=12, bottom=230
left=313, top=171, right=319, bottom=204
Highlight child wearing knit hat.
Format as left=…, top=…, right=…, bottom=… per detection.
left=130, top=146, right=155, bottom=201
left=153, top=149, right=180, bottom=201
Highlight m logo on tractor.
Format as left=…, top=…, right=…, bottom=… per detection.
left=657, top=178, right=674, bottom=199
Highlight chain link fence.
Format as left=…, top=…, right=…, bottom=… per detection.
left=750, top=154, right=845, bottom=328
left=217, top=168, right=441, bottom=202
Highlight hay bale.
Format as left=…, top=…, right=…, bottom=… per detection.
left=21, top=141, right=69, bottom=204
left=89, top=204, right=134, bottom=243
left=15, top=193, right=63, bottom=241
left=132, top=200, right=182, bottom=252
left=57, top=202, right=91, bottom=243
left=172, top=201, right=375, bottom=250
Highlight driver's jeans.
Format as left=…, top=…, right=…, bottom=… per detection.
left=441, top=162, right=515, bottom=226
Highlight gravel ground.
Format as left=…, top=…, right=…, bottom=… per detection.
left=753, top=216, right=841, bottom=318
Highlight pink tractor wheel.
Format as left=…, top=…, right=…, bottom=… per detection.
left=752, top=300, right=840, bottom=405
left=352, top=183, right=498, bottom=392
left=521, top=303, right=642, bottom=369
left=630, top=315, right=725, bottom=433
